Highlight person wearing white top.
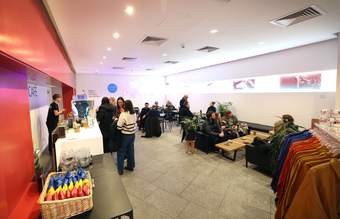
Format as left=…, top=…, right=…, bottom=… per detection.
left=116, top=100, right=137, bottom=175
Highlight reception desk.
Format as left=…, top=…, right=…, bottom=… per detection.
left=55, top=123, right=104, bottom=168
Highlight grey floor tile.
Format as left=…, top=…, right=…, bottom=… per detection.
left=145, top=188, right=189, bottom=218
left=180, top=184, right=225, bottom=211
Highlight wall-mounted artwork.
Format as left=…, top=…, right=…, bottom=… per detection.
left=233, top=79, right=255, bottom=90
left=280, top=76, right=298, bottom=89
left=298, top=73, right=321, bottom=89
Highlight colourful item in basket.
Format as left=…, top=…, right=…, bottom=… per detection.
left=83, top=185, right=90, bottom=196
left=45, top=193, right=53, bottom=201
left=71, top=187, right=78, bottom=198
left=78, top=186, right=84, bottom=197
left=68, top=181, right=74, bottom=190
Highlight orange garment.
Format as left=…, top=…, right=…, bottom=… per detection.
left=276, top=137, right=319, bottom=198
left=276, top=144, right=325, bottom=219
left=285, top=159, right=340, bottom=219
left=280, top=150, right=332, bottom=218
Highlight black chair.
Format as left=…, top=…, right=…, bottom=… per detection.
left=195, top=131, right=216, bottom=154
left=245, top=141, right=273, bottom=174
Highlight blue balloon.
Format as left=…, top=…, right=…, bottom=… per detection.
left=107, top=83, right=118, bottom=93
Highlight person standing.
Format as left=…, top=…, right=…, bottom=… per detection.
left=179, top=101, right=194, bottom=142
left=139, top=102, right=150, bottom=130
left=179, top=95, right=188, bottom=109
left=116, top=100, right=137, bottom=175
left=206, top=101, right=217, bottom=113
left=116, top=96, right=125, bottom=118
left=96, top=97, right=115, bottom=153
left=46, top=94, right=65, bottom=153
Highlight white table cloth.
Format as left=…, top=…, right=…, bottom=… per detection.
left=55, top=123, right=104, bottom=167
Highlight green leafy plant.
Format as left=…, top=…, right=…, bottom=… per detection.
left=182, top=116, right=204, bottom=132
left=217, top=102, right=232, bottom=115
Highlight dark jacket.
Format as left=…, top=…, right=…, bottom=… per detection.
left=179, top=98, right=186, bottom=109
left=206, top=106, right=217, bottom=113
left=139, top=107, right=150, bottom=119
left=203, top=119, right=221, bottom=136
left=144, top=109, right=161, bottom=137
left=96, top=104, right=114, bottom=137
left=179, top=106, right=193, bottom=121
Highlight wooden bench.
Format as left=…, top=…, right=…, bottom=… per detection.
left=216, top=132, right=270, bottom=161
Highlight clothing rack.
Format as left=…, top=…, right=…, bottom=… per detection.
left=272, top=124, right=340, bottom=219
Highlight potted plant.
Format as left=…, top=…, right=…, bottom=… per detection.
left=217, top=102, right=232, bottom=116
left=182, top=116, right=201, bottom=154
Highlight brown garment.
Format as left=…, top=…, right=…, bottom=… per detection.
left=285, top=159, right=340, bottom=219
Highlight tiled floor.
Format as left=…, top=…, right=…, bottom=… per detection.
left=119, top=128, right=275, bottom=219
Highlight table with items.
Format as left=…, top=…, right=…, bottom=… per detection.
left=216, top=131, right=270, bottom=161
left=55, top=123, right=104, bottom=169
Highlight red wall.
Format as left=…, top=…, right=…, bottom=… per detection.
left=0, top=56, right=36, bottom=219
left=62, top=83, right=74, bottom=116
left=0, top=0, right=75, bottom=87
left=0, top=0, right=76, bottom=217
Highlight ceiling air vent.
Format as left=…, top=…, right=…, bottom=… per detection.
left=141, top=36, right=167, bottom=46
left=164, top=61, right=179, bottom=64
left=270, top=5, right=324, bottom=27
left=145, top=68, right=154, bottom=71
left=197, top=46, right=219, bottom=53
left=112, top=66, right=124, bottom=70
left=122, top=57, right=137, bottom=61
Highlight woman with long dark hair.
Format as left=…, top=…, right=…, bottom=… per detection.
left=116, top=97, right=125, bottom=118
left=116, top=100, right=137, bottom=175
left=96, top=97, right=115, bottom=153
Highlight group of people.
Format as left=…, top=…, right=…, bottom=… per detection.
left=178, top=95, right=244, bottom=153
left=96, top=96, right=136, bottom=175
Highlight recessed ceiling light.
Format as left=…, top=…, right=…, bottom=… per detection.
left=209, top=29, right=219, bottom=34
left=112, top=32, right=120, bottom=39
left=125, top=5, right=134, bottom=15
left=100, top=61, right=103, bottom=65
left=162, top=53, right=167, bottom=57
left=258, top=41, right=265, bottom=45
left=102, top=56, right=107, bottom=59
left=106, top=47, right=112, bottom=51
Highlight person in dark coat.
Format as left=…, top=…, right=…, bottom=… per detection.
left=179, top=95, right=188, bottom=109
left=139, top=102, right=150, bottom=130
left=46, top=94, right=65, bottom=153
left=203, top=111, right=225, bottom=145
left=142, top=106, right=161, bottom=138
left=206, top=101, right=217, bottom=113
left=179, top=102, right=194, bottom=142
left=96, top=97, right=115, bottom=153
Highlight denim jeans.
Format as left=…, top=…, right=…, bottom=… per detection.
left=117, top=133, right=135, bottom=173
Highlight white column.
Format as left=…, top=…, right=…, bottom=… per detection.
left=336, top=33, right=340, bottom=109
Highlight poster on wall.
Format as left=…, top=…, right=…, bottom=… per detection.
left=280, top=73, right=322, bottom=90
left=280, top=75, right=298, bottom=89
left=298, top=73, right=321, bottom=89
left=233, top=79, right=255, bottom=90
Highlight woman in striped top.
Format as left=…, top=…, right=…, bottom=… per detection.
left=116, top=99, right=137, bottom=175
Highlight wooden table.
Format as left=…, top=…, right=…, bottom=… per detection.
left=216, top=132, right=270, bottom=161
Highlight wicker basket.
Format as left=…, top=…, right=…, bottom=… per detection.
left=38, top=171, right=93, bottom=219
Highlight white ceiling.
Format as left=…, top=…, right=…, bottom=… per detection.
left=44, top=0, right=340, bottom=76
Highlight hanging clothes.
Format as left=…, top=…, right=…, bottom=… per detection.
left=285, top=159, right=340, bottom=219
left=271, top=128, right=340, bottom=219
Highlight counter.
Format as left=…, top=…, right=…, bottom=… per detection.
left=55, top=123, right=104, bottom=168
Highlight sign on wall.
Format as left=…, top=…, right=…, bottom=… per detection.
left=107, top=83, right=118, bottom=93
